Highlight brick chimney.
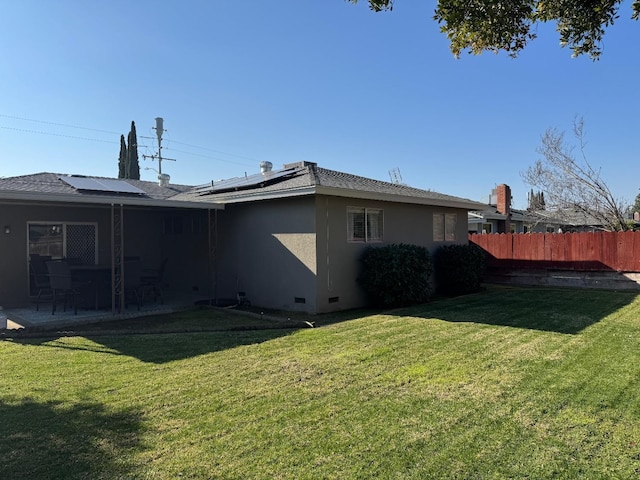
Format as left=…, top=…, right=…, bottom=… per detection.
left=496, top=184, right=512, bottom=233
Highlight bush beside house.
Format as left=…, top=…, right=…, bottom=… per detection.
left=359, top=244, right=433, bottom=308
left=433, top=244, right=486, bottom=296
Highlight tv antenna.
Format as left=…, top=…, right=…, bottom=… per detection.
left=143, top=117, right=176, bottom=184
left=389, top=167, right=403, bottom=184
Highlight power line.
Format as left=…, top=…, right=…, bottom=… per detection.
left=0, top=113, right=264, bottom=169
left=164, top=147, right=254, bottom=168
left=0, top=114, right=120, bottom=135
left=167, top=139, right=260, bottom=163
left=0, top=126, right=118, bottom=144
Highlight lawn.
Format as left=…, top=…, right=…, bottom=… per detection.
left=2, top=286, right=640, bottom=479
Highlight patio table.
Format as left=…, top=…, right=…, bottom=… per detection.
left=70, top=265, right=112, bottom=309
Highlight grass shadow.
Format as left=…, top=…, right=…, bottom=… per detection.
left=0, top=398, right=144, bottom=479
left=390, top=286, right=639, bottom=334
left=7, top=306, right=381, bottom=364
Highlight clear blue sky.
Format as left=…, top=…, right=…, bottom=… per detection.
left=1, top=1, right=638, bottom=209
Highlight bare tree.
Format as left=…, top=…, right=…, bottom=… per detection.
left=522, top=117, right=629, bottom=231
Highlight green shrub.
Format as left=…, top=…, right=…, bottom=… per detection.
left=433, top=243, right=487, bottom=296
left=359, top=243, right=433, bottom=308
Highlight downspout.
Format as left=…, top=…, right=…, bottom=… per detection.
left=326, top=197, right=332, bottom=292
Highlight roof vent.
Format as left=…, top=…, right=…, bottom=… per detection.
left=283, top=161, right=316, bottom=169
left=260, top=161, right=273, bottom=174
left=158, top=173, right=170, bottom=187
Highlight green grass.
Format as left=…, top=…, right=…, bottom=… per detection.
left=2, top=286, right=640, bottom=478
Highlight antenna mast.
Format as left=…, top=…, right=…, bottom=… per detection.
left=389, top=167, right=403, bottom=184
left=155, top=117, right=164, bottom=177
left=143, top=117, right=176, bottom=185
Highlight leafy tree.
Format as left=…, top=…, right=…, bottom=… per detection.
left=117, top=134, right=127, bottom=179
left=348, top=0, right=639, bottom=59
left=633, top=192, right=640, bottom=214
left=126, top=121, right=140, bottom=180
left=522, top=117, right=629, bottom=231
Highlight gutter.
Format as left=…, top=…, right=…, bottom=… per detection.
left=0, top=190, right=224, bottom=210
left=206, top=185, right=486, bottom=210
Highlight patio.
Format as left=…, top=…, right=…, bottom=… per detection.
left=2, top=289, right=211, bottom=331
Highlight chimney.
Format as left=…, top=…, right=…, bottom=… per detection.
left=496, top=184, right=512, bottom=232
left=496, top=184, right=511, bottom=215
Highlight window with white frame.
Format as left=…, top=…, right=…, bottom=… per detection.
left=433, top=213, right=457, bottom=242
left=28, top=222, right=98, bottom=264
left=347, top=207, right=383, bottom=242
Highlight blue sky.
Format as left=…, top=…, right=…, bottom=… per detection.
left=1, top=1, right=638, bottom=209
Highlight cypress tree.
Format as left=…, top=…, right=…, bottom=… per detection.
left=118, top=134, right=127, bottom=179
left=126, top=121, right=140, bottom=180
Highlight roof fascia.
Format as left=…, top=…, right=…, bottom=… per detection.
left=0, top=190, right=224, bottom=210
left=314, top=186, right=486, bottom=210
left=208, top=184, right=486, bottom=210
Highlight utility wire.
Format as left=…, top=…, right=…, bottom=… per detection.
left=0, top=114, right=120, bottom=135
left=165, top=147, right=255, bottom=168
left=167, top=139, right=260, bottom=163
left=0, top=126, right=118, bottom=144
left=1, top=113, right=265, bottom=168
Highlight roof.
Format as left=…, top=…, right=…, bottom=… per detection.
left=528, top=208, right=605, bottom=228
left=0, top=164, right=487, bottom=211
left=172, top=163, right=486, bottom=210
left=0, top=173, right=222, bottom=210
left=469, top=207, right=534, bottom=223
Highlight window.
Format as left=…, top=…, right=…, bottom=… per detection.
left=28, top=222, right=97, bottom=264
left=433, top=213, right=457, bottom=241
left=347, top=207, right=383, bottom=242
left=482, top=223, right=492, bottom=234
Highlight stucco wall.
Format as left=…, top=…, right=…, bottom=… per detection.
left=0, top=203, right=212, bottom=308
left=0, top=203, right=112, bottom=307
left=125, top=208, right=211, bottom=295
left=216, top=197, right=318, bottom=312
left=314, top=195, right=469, bottom=313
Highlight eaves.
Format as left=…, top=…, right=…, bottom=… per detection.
left=0, top=190, right=224, bottom=210
left=209, top=185, right=485, bottom=210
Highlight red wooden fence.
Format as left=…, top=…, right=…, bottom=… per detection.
left=469, top=232, right=640, bottom=272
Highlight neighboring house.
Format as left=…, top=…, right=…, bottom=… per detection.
left=468, top=184, right=536, bottom=234
left=526, top=208, right=607, bottom=233
left=467, top=184, right=602, bottom=234
left=1, top=163, right=485, bottom=314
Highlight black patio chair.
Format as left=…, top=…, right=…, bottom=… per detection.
left=29, top=256, right=53, bottom=311
left=141, top=257, right=167, bottom=304
left=46, top=260, right=87, bottom=315
left=124, top=259, right=143, bottom=311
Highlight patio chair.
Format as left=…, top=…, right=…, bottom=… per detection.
left=124, top=259, right=143, bottom=311
left=141, top=257, right=167, bottom=304
left=29, top=256, right=53, bottom=311
left=237, top=291, right=251, bottom=307
left=46, top=260, right=87, bottom=315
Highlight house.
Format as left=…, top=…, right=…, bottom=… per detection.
left=526, top=208, right=607, bottom=233
left=1, top=163, right=485, bottom=315
left=468, top=184, right=536, bottom=234
left=467, top=184, right=592, bottom=234
left=0, top=173, right=222, bottom=311
left=173, top=161, right=486, bottom=313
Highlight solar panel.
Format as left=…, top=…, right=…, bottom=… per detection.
left=195, top=167, right=301, bottom=195
left=60, top=176, right=146, bottom=195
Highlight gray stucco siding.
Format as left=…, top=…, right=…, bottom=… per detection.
left=314, top=195, right=470, bottom=313
left=0, top=203, right=112, bottom=307
left=216, top=197, right=318, bottom=312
